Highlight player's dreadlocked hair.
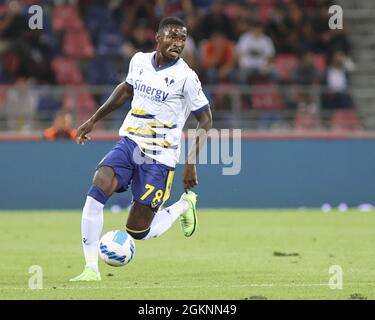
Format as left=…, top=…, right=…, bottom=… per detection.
left=158, top=16, right=186, bottom=31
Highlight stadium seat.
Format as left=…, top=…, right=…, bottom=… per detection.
left=257, top=2, right=274, bottom=26
left=274, top=54, right=299, bottom=82
left=52, top=6, right=83, bottom=31
left=0, top=64, right=9, bottom=84
left=20, top=0, right=41, bottom=4
left=249, top=0, right=277, bottom=25
left=331, top=109, right=361, bottom=131
left=51, top=57, right=83, bottom=85
left=312, top=54, right=326, bottom=74
left=63, top=30, right=95, bottom=59
left=96, top=30, right=123, bottom=57
left=63, top=85, right=97, bottom=124
left=37, top=93, right=60, bottom=124
left=2, top=51, right=20, bottom=76
left=223, top=3, right=241, bottom=19
left=0, top=85, right=8, bottom=110
left=257, top=111, right=283, bottom=130
left=251, top=83, right=285, bottom=110
left=85, top=5, right=113, bottom=34
left=87, top=56, right=118, bottom=85
left=294, top=111, right=321, bottom=130
left=0, top=4, right=7, bottom=15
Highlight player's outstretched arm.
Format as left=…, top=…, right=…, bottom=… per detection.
left=184, top=108, right=213, bottom=192
left=76, top=83, right=133, bottom=144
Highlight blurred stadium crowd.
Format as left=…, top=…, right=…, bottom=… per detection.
left=0, top=0, right=362, bottom=134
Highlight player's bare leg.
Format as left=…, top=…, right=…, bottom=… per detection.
left=125, top=202, right=155, bottom=239
left=125, top=192, right=197, bottom=240
left=70, top=166, right=118, bottom=282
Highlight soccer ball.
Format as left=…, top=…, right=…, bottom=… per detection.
left=99, top=230, right=136, bottom=267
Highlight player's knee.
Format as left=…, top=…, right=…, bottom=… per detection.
left=93, top=167, right=116, bottom=195
left=126, top=203, right=154, bottom=240
left=125, top=202, right=154, bottom=240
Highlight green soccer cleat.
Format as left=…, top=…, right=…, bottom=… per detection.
left=180, top=191, right=198, bottom=237
left=69, top=266, right=101, bottom=282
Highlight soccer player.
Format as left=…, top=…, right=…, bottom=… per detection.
left=70, top=17, right=212, bottom=281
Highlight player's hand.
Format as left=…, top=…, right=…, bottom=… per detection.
left=183, top=163, right=198, bottom=192
left=75, top=119, right=95, bottom=145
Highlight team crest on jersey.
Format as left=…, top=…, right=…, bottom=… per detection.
left=139, top=69, right=144, bottom=76
left=164, top=77, right=175, bottom=87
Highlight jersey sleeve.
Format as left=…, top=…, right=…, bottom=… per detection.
left=183, top=70, right=209, bottom=115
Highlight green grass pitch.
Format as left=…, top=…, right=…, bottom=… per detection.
left=1, top=209, right=375, bottom=300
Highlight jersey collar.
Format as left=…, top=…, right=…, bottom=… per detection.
left=151, top=52, right=180, bottom=71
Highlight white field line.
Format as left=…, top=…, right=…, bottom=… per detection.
left=0, top=282, right=374, bottom=291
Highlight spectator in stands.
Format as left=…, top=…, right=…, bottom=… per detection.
left=232, top=3, right=253, bottom=40
left=282, top=1, right=304, bottom=51
left=298, top=22, right=319, bottom=54
left=266, top=3, right=300, bottom=53
left=5, top=77, right=37, bottom=132
left=121, top=0, right=158, bottom=37
left=327, top=22, right=352, bottom=58
left=0, top=62, right=7, bottom=83
left=183, top=9, right=201, bottom=41
left=202, top=32, right=235, bottom=85
left=0, top=0, right=359, bottom=133
left=191, top=0, right=214, bottom=13
left=321, top=51, right=355, bottom=110
left=291, top=52, right=321, bottom=130
left=312, top=2, right=351, bottom=59
left=311, top=2, right=331, bottom=54
left=0, top=1, right=26, bottom=81
left=180, top=14, right=198, bottom=69
left=235, top=20, right=275, bottom=84
left=292, top=51, right=321, bottom=114
left=155, top=0, right=193, bottom=18
left=293, top=52, right=321, bottom=85
left=1, top=0, right=55, bottom=84
left=180, top=35, right=197, bottom=70
left=265, top=5, right=289, bottom=53
left=121, top=20, right=154, bottom=61
left=0, top=0, right=26, bottom=44
left=43, top=109, right=77, bottom=141
left=23, top=28, right=56, bottom=83
left=199, top=0, right=233, bottom=41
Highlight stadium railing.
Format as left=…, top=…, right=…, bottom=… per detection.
left=0, top=84, right=373, bottom=135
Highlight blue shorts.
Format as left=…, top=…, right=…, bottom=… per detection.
left=96, top=137, right=175, bottom=212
